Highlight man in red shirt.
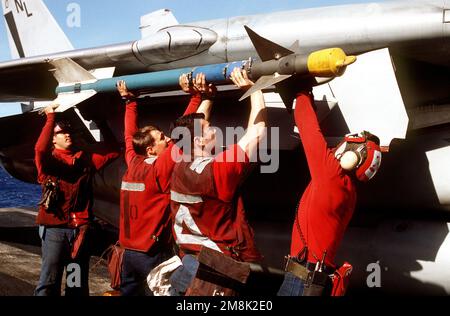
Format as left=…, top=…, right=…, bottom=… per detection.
left=116, top=73, right=216, bottom=296
left=168, top=68, right=266, bottom=295
left=278, top=89, right=382, bottom=296
left=35, top=105, right=119, bottom=296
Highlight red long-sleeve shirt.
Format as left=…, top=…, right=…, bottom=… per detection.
left=119, top=94, right=202, bottom=252
left=291, top=92, right=357, bottom=267
left=34, top=113, right=119, bottom=227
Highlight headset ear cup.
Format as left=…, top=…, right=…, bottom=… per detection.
left=340, top=151, right=359, bottom=171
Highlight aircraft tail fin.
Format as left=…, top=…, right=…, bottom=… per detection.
left=1, top=0, right=74, bottom=59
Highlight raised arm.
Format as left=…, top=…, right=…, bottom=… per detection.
left=35, top=104, right=59, bottom=183
left=117, top=80, right=138, bottom=166
left=231, top=68, right=267, bottom=162
left=294, top=91, right=330, bottom=181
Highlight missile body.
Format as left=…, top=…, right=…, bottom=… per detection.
left=55, top=48, right=355, bottom=97
left=251, top=48, right=356, bottom=79
left=56, top=61, right=247, bottom=95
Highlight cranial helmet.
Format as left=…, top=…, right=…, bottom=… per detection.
left=334, top=131, right=382, bottom=182
left=54, top=120, right=72, bottom=134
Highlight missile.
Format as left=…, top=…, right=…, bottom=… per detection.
left=55, top=49, right=354, bottom=95
left=51, top=26, right=355, bottom=112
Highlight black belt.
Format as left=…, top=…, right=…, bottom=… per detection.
left=303, top=261, right=335, bottom=275
left=285, top=257, right=335, bottom=279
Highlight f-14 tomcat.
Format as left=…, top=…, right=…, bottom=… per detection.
left=0, top=0, right=449, bottom=295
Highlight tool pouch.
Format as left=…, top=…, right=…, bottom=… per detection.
left=105, top=242, right=125, bottom=291
left=303, top=269, right=330, bottom=296
left=38, top=177, right=60, bottom=213
left=331, top=262, right=353, bottom=296
left=186, top=246, right=251, bottom=296
left=71, top=224, right=89, bottom=260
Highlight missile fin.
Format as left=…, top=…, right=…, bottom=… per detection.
left=48, top=58, right=97, bottom=86
left=289, top=40, right=301, bottom=53
left=54, top=90, right=98, bottom=113
left=89, top=67, right=116, bottom=79
left=244, top=26, right=294, bottom=62
left=239, top=74, right=291, bottom=101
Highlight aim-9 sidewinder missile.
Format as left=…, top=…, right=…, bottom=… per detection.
left=52, top=26, right=356, bottom=111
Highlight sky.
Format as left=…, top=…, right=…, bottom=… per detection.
left=0, top=0, right=377, bottom=117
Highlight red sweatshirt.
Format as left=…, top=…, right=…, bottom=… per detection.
left=119, top=94, right=202, bottom=252
left=35, top=113, right=119, bottom=227
left=291, top=92, right=357, bottom=267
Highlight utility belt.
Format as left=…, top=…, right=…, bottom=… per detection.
left=179, top=242, right=243, bottom=260
left=284, top=256, right=334, bottom=296
left=284, top=256, right=353, bottom=296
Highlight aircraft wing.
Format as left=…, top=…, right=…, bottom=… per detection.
left=0, top=62, right=57, bottom=102
left=0, top=16, right=226, bottom=102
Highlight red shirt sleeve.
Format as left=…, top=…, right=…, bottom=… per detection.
left=34, top=113, right=56, bottom=183
left=213, top=144, right=250, bottom=202
left=124, top=101, right=139, bottom=167
left=91, top=152, right=120, bottom=171
left=294, top=92, right=338, bottom=182
left=182, top=94, right=202, bottom=116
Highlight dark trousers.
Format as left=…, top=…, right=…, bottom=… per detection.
left=120, top=248, right=172, bottom=296
left=35, top=226, right=91, bottom=296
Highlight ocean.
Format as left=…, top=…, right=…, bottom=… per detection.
left=0, top=167, right=41, bottom=208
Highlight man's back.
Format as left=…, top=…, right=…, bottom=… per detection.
left=119, top=149, right=175, bottom=252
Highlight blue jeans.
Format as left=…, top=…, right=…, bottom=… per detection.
left=120, top=248, right=173, bottom=296
left=35, top=226, right=91, bottom=296
left=277, top=272, right=306, bottom=296
left=169, top=255, right=199, bottom=296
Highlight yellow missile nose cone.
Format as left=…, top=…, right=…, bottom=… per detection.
left=307, top=48, right=357, bottom=77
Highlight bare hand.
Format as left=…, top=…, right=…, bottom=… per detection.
left=39, top=103, right=60, bottom=116
left=179, top=74, right=195, bottom=94
left=193, top=73, right=217, bottom=99
left=179, top=73, right=217, bottom=98
left=116, top=80, right=135, bottom=98
left=230, top=68, right=254, bottom=90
